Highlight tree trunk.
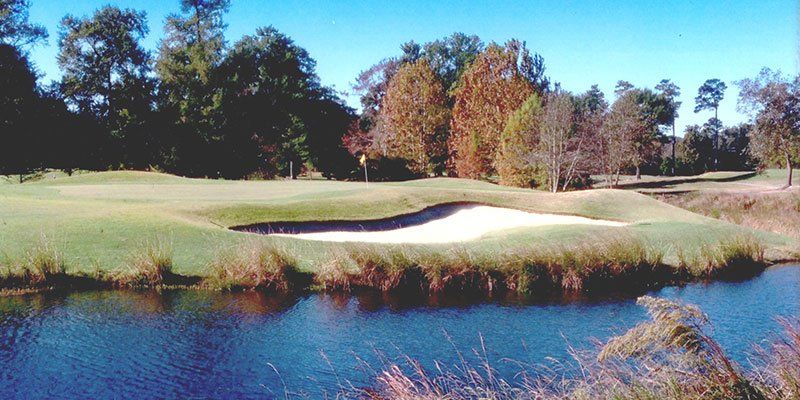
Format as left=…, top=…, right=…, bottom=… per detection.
left=671, top=123, right=676, bottom=176
left=787, top=154, right=793, bottom=188
left=635, top=165, right=641, bottom=180
left=713, top=107, right=719, bottom=171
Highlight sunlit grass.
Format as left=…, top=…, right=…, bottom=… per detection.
left=0, top=170, right=794, bottom=283
left=204, top=240, right=306, bottom=291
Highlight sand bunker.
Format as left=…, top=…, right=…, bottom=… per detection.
left=261, top=204, right=626, bottom=244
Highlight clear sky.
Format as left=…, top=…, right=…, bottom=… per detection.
left=27, top=0, right=798, bottom=135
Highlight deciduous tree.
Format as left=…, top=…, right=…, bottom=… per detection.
left=421, top=33, right=483, bottom=95
left=575, top=85, right=608, bottom=181
left=602, top=91, right=651, bottom=186
left=214, top=27, right=353, bottom=179
left=496, top=94, right=542, bottom=187
left=449, top=43, right=534, bottom=178
left=527, top=92, right=582, bottom=193
left=156, top=0, right=229, bottom=176
left=0, top=43, right=37, bottom=176
left=737, top=68, right=800, bottom=187
left=0, top=0, right=46, bottom=48
left=382, top=59, right=449, bottom=174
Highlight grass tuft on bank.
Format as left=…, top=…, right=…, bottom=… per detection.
left=204, top=240, right=308, bottom=291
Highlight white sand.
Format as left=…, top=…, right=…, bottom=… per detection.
left=274, top=205, right=627, bottom=244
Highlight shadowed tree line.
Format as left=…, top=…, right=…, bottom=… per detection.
left=1, top=0, right=356, bottom=179
left=1, top=0, right=797, bottom=187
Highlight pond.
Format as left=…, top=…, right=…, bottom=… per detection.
left=0, top=265, right=798, bottom=399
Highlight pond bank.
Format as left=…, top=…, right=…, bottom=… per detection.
left=0, top=234, right=773, bottom=297
left=0, top=264, right=797, bottom=398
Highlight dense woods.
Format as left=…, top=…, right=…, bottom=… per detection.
left=1, top=0, right=798, bottom=187
left=2, top=0, right=356, bottom=179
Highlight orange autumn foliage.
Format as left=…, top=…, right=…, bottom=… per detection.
left=448, top=44, right=534, bottom=178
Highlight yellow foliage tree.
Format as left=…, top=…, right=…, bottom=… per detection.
left=382, top=59, right=450, bottom=175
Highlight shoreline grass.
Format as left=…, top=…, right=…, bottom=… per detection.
left=203, top=240, right=310, bottom=291
left=0, top=170, right=794, bottom=296
left=0, top=234, right=772, bottom=297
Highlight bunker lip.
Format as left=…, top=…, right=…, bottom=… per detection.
left=232, top=202, right=628, bottom=244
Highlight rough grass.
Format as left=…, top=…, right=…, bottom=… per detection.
left=346, top=296, right=800, bottom=400
left=204, top=240, right=307, bottom=291
left=659, top=191, right=800, bottom=240
left=0, top=233, right=769, bottom=296
left=676, top=234, right=767, bottom=278
left=114, top=238, right=177, bottom=287
left=611, top=169, right=799, bottom=194
left=595, top=170, right=756, bottom=190
left=315, top=238, right=668, bottom=295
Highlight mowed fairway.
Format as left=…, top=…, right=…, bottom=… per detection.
left=0, top=171, right=795, bottom=276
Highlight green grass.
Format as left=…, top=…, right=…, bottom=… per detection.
left=0, top=170, right=795, bottom=283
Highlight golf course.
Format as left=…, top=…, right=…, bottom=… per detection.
left=0, top=169, right=795, bottom=294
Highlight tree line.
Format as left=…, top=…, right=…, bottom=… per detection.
left=347, top=34, right=799, bottom=189
left=1, top=0, right=356, bottom=180
left=1, top=0, right=798, bottom=187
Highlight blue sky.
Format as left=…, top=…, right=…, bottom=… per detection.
left=27, top=0, right=798, bottom=135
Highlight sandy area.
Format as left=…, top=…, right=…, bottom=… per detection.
left=274, top=205, right=627, bottom=244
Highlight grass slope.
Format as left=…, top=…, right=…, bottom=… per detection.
left=610, top=169, right=799, bottom=194
left=0, top=171, right=794, bottom=277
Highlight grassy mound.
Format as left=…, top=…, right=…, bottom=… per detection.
left=0, top=171, right=795, bottom=293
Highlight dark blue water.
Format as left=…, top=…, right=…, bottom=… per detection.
left=0, top=265, right=798, bottom=399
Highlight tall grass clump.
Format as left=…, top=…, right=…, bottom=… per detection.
left=544, top=238, right=666, bottom=292
left=679, top=234, right=766, bottom=278
left=205, top=240, right=306, bottom=291
left=115, top=237, right=176, bottom=288
left=590, top=296, right=761, bottom=399
left=315, top=246, right=423, bottom=292
left=23, top=235, right=67, bottom=285
left=0, top=235, right=69, bottom=291
left=755, top=319, right=800, bottom=399
left=349, top=296, right=800, bottom=400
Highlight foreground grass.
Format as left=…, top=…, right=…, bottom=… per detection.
left=348, top=296, right=800, bottom=400
left=0, top=171, right=795, bottom=293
